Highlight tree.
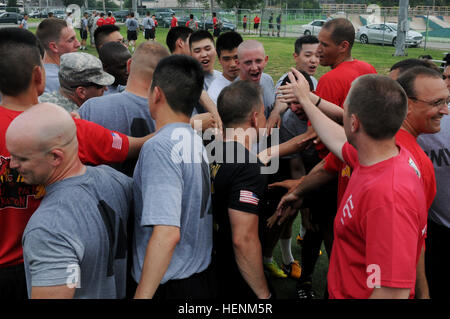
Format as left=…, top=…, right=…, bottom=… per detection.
left=217, top=0, right=264, bottom=10
left=6, top=0, right=17, bottom=12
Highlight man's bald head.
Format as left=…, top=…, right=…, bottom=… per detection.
left=7, top=103, right=77, bottom=154
left=237, top=40, right=268, bottom=83
left=129, top=41, right=170, bottom=82
left=237, top=40, right=265, bottom=59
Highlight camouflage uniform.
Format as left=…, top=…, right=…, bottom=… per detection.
left=39, top=91, right=79, bottom=113
left=39, top=52, right=114, bottom=112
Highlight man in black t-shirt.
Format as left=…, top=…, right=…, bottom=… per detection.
left=209, top=80, right=272, bottom=299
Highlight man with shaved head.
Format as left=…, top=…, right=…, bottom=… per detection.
left=7, top=103, right=133, bottom=299
left=0, top=27, right=151, bottom=299
left=79, top=41, right=170, bottom=176
left=237, top=40, right=275, bottom=118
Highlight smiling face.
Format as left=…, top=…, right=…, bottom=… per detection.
left=190, top=38, right=216, bottom=74
left=238, top=46, right=268, bottom=83
left=408, top=75, right=449, bottom=134
left=294, top=43, right=319, bottom=76
left=6, top=137, right=53, bottom=185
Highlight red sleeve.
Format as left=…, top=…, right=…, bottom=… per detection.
left=323, top=152, right=341, bottom=173
left=341, top=142, right=359, bottom=169
left=74, top=118, right=129, bottom=165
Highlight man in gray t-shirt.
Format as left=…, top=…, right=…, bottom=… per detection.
left=6, top=103, right=133, bottom=299
left=79, top=42, right=170, bottom=176
left=133, top=55, right=215, bottom=299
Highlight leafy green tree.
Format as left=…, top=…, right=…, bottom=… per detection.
left=217, top=0, right=265, bottom=10
left=6, top=0, right=17, bottom=12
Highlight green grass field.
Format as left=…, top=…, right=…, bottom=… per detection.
left=26, top=25, right=447, bottom=299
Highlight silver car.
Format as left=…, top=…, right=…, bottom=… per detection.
left=356, top=23, right=423, bottom=47
left=299, top=19, right=326, bottom=36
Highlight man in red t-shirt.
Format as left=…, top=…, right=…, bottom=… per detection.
left=253, top=15, right=260, bottom=34
left=0, top=28, right=151, bottom=299
left=96, top=12, right=106, bottom=27
left=283, top=69, right=427, bottom=299
left=105, top=11, right=116, bottom=25
left=275, top=61, right=447, bottom=299
left=170, top=13, right=178, bottom=28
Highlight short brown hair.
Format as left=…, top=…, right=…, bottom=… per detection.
left=36, top=18, right=68, bottom=51
left=322, top=18, right=355, bottom=48
left=218, top=80, right=263, bottom=127
left=346, top=74, right=407, bottom=140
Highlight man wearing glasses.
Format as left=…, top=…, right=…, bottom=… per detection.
left=39, top=52, right=113, bottom=112
left=417, top=64, right=450, bottom=299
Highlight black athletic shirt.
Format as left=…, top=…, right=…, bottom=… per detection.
left=209, top=141, right=267, bottom=298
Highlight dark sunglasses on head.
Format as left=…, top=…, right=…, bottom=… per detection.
left=71, top=82, right=105, bottom=89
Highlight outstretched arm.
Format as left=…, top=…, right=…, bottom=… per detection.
left=286, top=68, right=346, bottom=161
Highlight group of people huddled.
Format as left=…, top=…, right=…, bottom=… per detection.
left=0, top=16, right=449, bottom=301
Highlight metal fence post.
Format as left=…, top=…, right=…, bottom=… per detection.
left=424, top=10, right=429, bottom=51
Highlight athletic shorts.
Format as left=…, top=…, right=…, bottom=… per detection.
left=213, top=28, right=220, bottom=37
left=243, top=22, right=247, bottom=28
left=80, top=29, right=88, bottom=40
left=269, top=24, right=274, bottom=29
left=254, top=23, right=259, bottom=29
left=145, top=28, right=155, bottom=40
left=127, top=30, right=137, bottom=41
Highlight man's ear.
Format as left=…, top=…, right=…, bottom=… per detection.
left=48, top=41, right=59, bottom=54
left=339, top=40, right=351, bottom=54
left=350, top=113, right=359, bottom=133
left=126, top=58, right=132, bottom=75
left=47, top=149, right=64, bottom=167
left=75, top=86, right=87, bottom=100
left=33, top=65, right=46, bottom=95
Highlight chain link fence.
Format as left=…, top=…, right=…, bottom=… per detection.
left=2, top=4, right=449, bottom=52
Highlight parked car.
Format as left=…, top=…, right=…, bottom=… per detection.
left=113, top=10, right=129, bottom=23
left=53, top=9, right=66, bottom=19
left=299, top=19, right=326, bottom=36
left=178, top=15, right=201, bottom=29
left=203, top=17, right=236, bottom=32
left=156, top=12, right=173, bottom=27
left=0, top=12, right=23, bottom=24
left=356, top=23, right=423, bottom=47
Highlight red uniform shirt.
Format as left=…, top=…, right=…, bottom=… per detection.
left=105, top=16, right=116, bottom=25
left=314, top=59, right=377, bottom=158
left=254, top=16, right=260, bottom=24
left=327, top=143, right=428, bottom=299
left=171, top=16, right=178, bottom=28
left=0, top=106, right=129, bottom=267
left=324, top=129, right=436, bottom=210
left=96, top=17, right=105, bottom=27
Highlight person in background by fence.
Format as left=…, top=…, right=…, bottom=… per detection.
left=80, top=12, right=89, bottom=51
left=268, top=13, right=274, bottom=36
left=253, top=15, right=260, bottom=34
left=276, top=13, right=282, bottom=37
left=243, top=15, right=248, bottom=33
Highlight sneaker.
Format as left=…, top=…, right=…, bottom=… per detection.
left=296, top=233, right=303, bottom=245
left=281, top=260, right=302, bottom=279
left=264, top=261, right=287, bottom=278
left=296, top=282, right=316, bottom=299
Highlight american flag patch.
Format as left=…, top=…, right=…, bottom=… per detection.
left=111, top=132, right=123, bottom=150
left=239, top=190, right=259, bottom=206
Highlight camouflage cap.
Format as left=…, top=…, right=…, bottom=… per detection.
left=59, top=52, right=115, bottom=88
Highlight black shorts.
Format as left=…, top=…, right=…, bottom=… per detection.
left=254, top=23, right=259, bottom=29
left=145, top=28, right=155, bottom=40
left=80, top=29, right=88, bottom=40
left=213, top=28, right=220, bottom=37
left=277, top=24, right=281, bottom=30
left=153, top=264, right=217, bottom=299
left=127, top=30, right=137, bottom=41
left=243, top=22, right=247, bottom=28
left=269, top=24, right=274, bottom=29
